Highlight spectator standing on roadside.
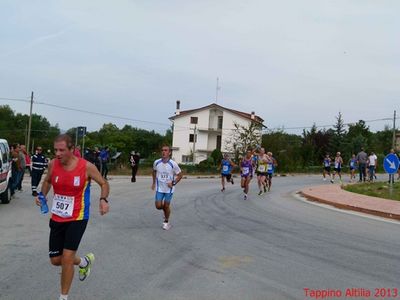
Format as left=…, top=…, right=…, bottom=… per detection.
left=356, top=147, right=368, bottom=182
left=129, top=151, right=140, bottom=182
left=21, top=144, right=31, bottom=176
left=17, top=144, right=26, bottom=191
left=367, top=151, right=378, bottom=182
left=93, top=147, right=102, bottom=172
left=387, top=149, right=398, bottom=184
left=31, top=146, right=47, bottom=196
left=10, top=145, right=20, bottom=196
left=73, top=145, right=81, bottom=158
left=100, top=147, right=110, bottom=179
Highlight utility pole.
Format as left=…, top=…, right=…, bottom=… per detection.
left=27, top=91, right=34, bottom=154
left=393, top=110, right=397, bottom=149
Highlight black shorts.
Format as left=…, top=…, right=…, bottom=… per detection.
left=334, top=168, right=341, bottom=173
left=266, top=173, right=273, bottom=179
left=256, top=172, right=267, bottom=177
left=324, top=167, right=331, bottom=172
left=221, top=173, right=232, bottom=181
left=49, top=219, right=88, bottom=257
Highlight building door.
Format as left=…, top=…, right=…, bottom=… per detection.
left=216, top=135, right=222, bottom=150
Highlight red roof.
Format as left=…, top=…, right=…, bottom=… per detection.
left=169, top=103, right=264, bottom=125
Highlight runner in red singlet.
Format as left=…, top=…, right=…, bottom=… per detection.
left=35, top=134, right=109, bottom=300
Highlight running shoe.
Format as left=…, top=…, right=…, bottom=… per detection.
left=221, top=187, right=225, bottom=192
left=231, top=179, right=234, bottom=185
left=162, top=222, right=171, bottom=230
left=244, top=194, right=247, bottom=200
left=330, top=179, right=334, bottom=183
left=258, top=190, right=263, bottom=196
left=263, top=185, right=267, bottom=193
left=79, top=253, right=95, bottom=281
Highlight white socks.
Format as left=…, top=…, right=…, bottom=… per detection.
left=79, top=257, right=88, bottom=268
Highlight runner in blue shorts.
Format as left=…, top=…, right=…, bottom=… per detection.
left=266, top=152, right=277, bottom=192
left=220, top=153, right=236, bottom=192
left=322, top=154, right=332, bottom=181
left=241, top=149, right=254, bottom=200
left=349, top=154, right=357, bottom=182
left=332, top=152, right=343, bottom=183
left=152, top=145, right=182, bottom=230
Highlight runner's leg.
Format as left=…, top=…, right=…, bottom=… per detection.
left=60, top=249, right=81, bottom=295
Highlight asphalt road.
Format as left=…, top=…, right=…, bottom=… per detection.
left=0, top=175, right=399, bottom=300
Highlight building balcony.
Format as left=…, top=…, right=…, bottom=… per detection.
left=197, top=127, right=222, bottom=133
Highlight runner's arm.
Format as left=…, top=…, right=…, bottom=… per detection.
left=87, top=161, right=110, bottom=215
left=151, top=169, right=157, bottom=190
left=174, top=172, right=183, bottom=185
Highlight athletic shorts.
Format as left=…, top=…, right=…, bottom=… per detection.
left=324, top=167, right=331, bottom=172
left=334, top=168, right=341, bottom=173
left=256, top=172, right=267, bottom=177
left=221, top=173, right=232, bottom=181
left=266, top=173, right=273, bottom=178
left=155, top=192, right=173, bottom=203
left=49, top=219, right=88, bottom=257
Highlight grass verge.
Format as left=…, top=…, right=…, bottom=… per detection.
left=344, top=182, right=400, bottom=201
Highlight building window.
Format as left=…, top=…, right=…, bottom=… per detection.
left=190, top=117, right=198, bottom=124
left=216, top=135, right=222, bottom=150
left=189, top=134, right=197, bottom=143
left=217, top=116, right=223, bottom=129
left=182, top=155, right=193, bottom=163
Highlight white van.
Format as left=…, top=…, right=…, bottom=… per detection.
left=0, top=139, right=12, bottom=204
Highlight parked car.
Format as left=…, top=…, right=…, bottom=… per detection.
left=0, top=139, right=12, bottom=204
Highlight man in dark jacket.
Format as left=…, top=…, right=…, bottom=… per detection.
left=130, top=151, right=140, bottom=182
left=31, top=146, right=47, bottom=196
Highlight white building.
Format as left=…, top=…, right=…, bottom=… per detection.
left=169, top=102, right=264, bottom=164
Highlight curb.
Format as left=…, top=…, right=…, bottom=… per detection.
left=299, top=187, right=400, bottom=221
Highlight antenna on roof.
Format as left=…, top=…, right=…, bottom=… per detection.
left=216, top=77, right=221, bottom=104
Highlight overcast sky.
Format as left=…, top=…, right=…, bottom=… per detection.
left=1, top=1, right=399, bottom=135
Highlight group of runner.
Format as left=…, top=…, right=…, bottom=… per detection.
left=220, top=146, right=278, bottom=200
left=322, top=150, right=379, bottom=183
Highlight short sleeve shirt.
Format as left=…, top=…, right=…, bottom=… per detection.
left=153, top=158, right=181, bottom=193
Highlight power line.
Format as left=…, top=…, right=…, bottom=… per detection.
left=0, top=97, right=30, bottom=102
left=1, top=96, right=173, bottom=128
left=34, top=100, right=172, bottom=128
left=1, top=96, right=398, bottom=133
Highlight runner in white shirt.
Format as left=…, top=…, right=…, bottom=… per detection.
left=152, top=145, right=182, bottom=230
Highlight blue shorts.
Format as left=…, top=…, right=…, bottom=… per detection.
left=155, top=192, right=173, bottom=203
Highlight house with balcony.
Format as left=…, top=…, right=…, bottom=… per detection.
left=169, top=101, right=264, bottom=164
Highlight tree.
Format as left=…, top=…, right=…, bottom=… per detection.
left=347, top=120, right=372, bottom=153
left=330, top=112, right=347, bottom=154
left=262, top=130, right=302, bottom=172
left=224, top=122, right=262, bottom=162
left=0, top=105, right=59, bottom=152
left=210, top=148, right=223, bottom=166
